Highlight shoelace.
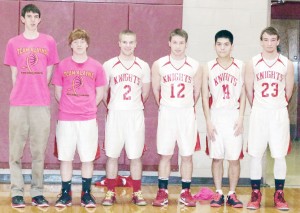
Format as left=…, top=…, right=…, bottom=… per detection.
left=212, top=193, right=221, bottom=201
left=276, top=191, right=286, bottom=203
left=251, top=191, right=259, bottom=202
left=230, top=194, right=239, bottom=202
left=134, top=191, right=144, bottom=200
left=157, top=190, right=167, bottom=199
left=105, top=191, right=115, bottom=199
left=182, top=190, right=193, bottom=200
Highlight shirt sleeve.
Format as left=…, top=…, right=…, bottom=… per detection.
left=95, top=63, right=107, bottom=87
left=3, top=40, right=16, bottom=67
left=51, top=63, right=63, bottom=86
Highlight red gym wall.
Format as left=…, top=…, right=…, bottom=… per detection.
left=0, top=0, right=183, bottom=171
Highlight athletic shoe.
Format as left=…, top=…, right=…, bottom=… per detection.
left=274, top=190, right=289, bottom=211
left=11, top=196, right=26, bottom=208
left=32, top=195, right=49, bottom=207
left=152, top=189, right=168, bottom=206
left=210, top=193, right=224, bottom=207
left=81, top=191, right=96, bottom=208
left=102, top=190, right=116, bottom=206
left=55, top=190, right=72, bottom=207
left=227, top=193, right=243, bottom=208
left=246, top=189, right=262, bottom=210
left=132, top=190, right=147, bottom=206
left=179, top=189, right=196, bottom=207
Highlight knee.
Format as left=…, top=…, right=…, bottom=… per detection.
left=228, top=160, right=240, bottom=166
left=181, top=155, right=193, bottom=163
left=160, top=155, right=172, bottom=162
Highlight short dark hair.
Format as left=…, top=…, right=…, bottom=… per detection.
left=21, top=4, right=41, bottom=18
left=169, top=28, right=188, bottom=42
left=260, top=26, right=280, bottom=41
left=215, top=30, right=234, bottom=44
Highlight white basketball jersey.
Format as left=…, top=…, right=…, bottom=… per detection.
left=252, top=53, right=288, bottom=109
left=208, top=58, right=244, bottom=110
left=103, top=57, right=150, bottom=110
left=158, top=55, right=199, bottom=108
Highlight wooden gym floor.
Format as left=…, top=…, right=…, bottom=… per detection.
left=0, top=184, right=299, bottom=213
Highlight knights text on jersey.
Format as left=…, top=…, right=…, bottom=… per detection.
left=207, top=58, right=244, bottom=110
left=252, top=53, right=288, bottom=109
left=103, top=57, right=150, bottom=110
left=158, top=55, right=199, bottom=108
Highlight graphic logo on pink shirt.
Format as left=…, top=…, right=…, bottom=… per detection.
left=67, top=76, right=84, bottom=96
left=22, top=52, right=39, bottom=72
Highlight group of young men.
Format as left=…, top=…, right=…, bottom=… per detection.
left=3, top=4, right=293, bottom=211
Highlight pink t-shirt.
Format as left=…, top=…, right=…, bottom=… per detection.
left=4, top=33, right=59, bottom=106
left=52, top=56, right=107, bottom=121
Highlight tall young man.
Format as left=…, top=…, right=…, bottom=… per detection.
left=4, top=4, right=59, bottom=208
left=101, top=30, right=151, bottom=206
left=245, top=26, right=294, bottom=211
left=202, top=30, right=245, bottom=208
left=52, top=29, right=106, bottom=208
left=152, top=29, right=202, bottom=207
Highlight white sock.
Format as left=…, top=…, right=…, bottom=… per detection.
left=216, top=189, right=223, bottom=195
left=228, top=191, right=235, bottom=196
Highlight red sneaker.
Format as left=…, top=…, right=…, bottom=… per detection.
left=274, top=190, right=289, bottom=211
left=246, top=189, right=261, bottom=210
left=132, top=190, right=147, bottom=206
left=179, top=189, right=196, bottom=207
left=101, top=190, right=116, bottom=206
left=152, top=189, right=168, bottom=206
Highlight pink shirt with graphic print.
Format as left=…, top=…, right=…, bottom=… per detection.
left=4, top=33, right=59, bottom=106
left=52, top=56, right=107, bottom=121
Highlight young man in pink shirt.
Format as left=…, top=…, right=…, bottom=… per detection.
left=52, top=29, right=106, bottom=208
left=4, top=4, right=59, bottom=208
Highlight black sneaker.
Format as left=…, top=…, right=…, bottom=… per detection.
left=81, top=191, right=96, bottom=208
left=210, top=193, right=224, bottom=207
left=227, top=193, right=243, bottom=208
left=32, top=195, right=49, bottom=207
left=11, top=196, right=25, bottom=208
left=55, top=190, right=72, bottom=207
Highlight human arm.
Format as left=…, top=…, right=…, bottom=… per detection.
left=151, top=61, right=161, bottom=106
left=201, top=65, right=217, bottom=141
left=102, top=85, right=109, bottom=107
left=55, top=85, right=62, bottom=102
left=234, top=66, right=246, bottom=136
left=10, top=66, right=17, bottom=87
left=142, top=82, right=151, bottom=103
left=285, top=60, right=294, bottom=101
left=96, top=86, right=105, bottom=106
left=244, top=60, right=254, bottom=107
left=46, top=65, right=54, bottom=85
left=193, top=64, right=202, bottom=105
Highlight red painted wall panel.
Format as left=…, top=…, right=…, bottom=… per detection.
left=271, top=3, right=300, bottom=19
left=128, top=4, right=183, bottom=170
left=36, top=0, right=183, bottom=5
left=17, top=1, right=74, bottom=168
left=0, top=0, right=19, bottom=167
left=0, top=0, right=183, bottom=171
left=74, top=2, right=129, bottom=167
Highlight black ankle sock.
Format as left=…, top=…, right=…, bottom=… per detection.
left=62, top=180, right=71, bottom=192
left=82, top=178, right=92, bottom=193
left=181, top=181, right=191, bottom=190
left=275, top=179, right=285, bottom=191
left=158, top=179, right=168, bottom=189
left=251, top=179, right=261, bottom=190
